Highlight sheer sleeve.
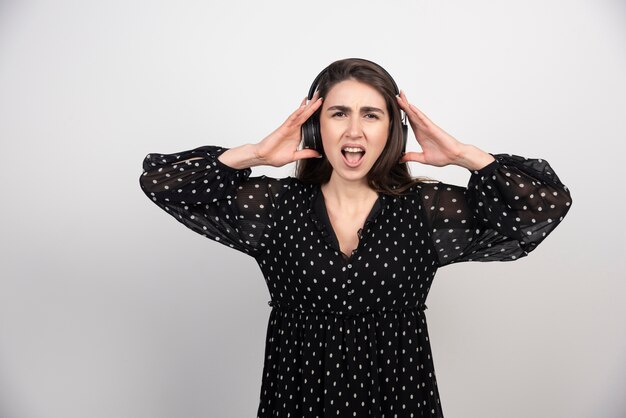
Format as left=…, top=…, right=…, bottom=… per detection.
left=417, top=153, right=573, bottom=267
left=138, top=145, right=292, bottom=258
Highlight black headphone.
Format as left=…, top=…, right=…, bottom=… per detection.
left=301, top=58, right=408, bottom=157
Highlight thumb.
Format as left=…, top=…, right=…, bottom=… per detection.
left=293, top=149, right=323, bottom=161
left=399, top=151, right=426, bottom=164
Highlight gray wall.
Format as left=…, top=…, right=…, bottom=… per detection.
left=0, top=0, right=624, bottom=417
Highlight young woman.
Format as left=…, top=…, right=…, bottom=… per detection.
left=139, top=58, right=573, bottom=417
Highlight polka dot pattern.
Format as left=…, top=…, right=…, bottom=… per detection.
left=139, top=145, right=573, bottom=417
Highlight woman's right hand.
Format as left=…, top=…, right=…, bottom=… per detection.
left=253, top=91, right=324, bottom=167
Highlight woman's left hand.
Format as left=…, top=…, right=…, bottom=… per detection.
left=395, top=90, right=468, bottom=167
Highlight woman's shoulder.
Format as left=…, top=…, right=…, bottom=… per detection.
left=253, top=175, right=316, bottom=201
left=390, top=178, right=468, bottom=205
left=395, top=178, right=442, bottom=197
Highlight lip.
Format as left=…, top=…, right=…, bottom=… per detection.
left=341, top=149, right=366, bottom=168
left=341, top=143, right=366, bottom=152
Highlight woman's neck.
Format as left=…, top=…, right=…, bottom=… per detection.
left=320, top=176, right=378, bottom=213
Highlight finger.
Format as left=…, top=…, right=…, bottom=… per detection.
left=286, top=103, right=310, bottom=127
left=396, top=96, right=417, bottom=125
left=309, top=90, right=320, bottom=103
left=395, top=90, right=406, bottom=105
left=398, top=94, right=426, bottom=126
left=287, top=94, right=323, bottom=127
left=304, top=91, right=320, bottom=109
left=305, top=92, right=316, bottom=106
left=294, top=92, right=317, bottom=113
left=301, top=91, right=316, bottom=107
left=399, top=91, right=425, bottom=117
left=297, top=95, right=323, bottom=123
left=408, top=102, right=428, bottom=120
left=396, top=91, right=413, bottom=114
left=395, top=90, right=405, bottom=104
left=288, top=102, right=307, bottom=121
left=395, top=94, right=406, bottom=109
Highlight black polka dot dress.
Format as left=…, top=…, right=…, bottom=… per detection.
left=139, top=145, right=573, bottom=417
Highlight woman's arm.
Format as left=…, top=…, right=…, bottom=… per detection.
left=417, top=152, right=573, bottom=266
left=139, top=145, right=292, bottom=258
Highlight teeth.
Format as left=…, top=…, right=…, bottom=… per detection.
left=343, top=147, right=365, bottom=153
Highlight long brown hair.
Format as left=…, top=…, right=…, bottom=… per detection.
left=294, top=58, right=435, bottom=196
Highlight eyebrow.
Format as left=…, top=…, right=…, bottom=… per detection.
left=326, top=105, right=385, bottom=114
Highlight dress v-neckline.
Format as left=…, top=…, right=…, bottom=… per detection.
left=314, top=185, right=383, bottom=262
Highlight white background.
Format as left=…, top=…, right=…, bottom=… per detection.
left=0, top=0, right=624, bottom=417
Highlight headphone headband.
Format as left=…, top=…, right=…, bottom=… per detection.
left=307, top=58, right=401, bottom=100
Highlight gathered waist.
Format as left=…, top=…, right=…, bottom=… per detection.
left=267, top=300, right=428, bottom=318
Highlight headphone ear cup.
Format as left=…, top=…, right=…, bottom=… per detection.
left=312, top=115, right=323, bottom=155
left=302, top=118, right=316, bottom=151
left=302, top=112, right=323, bottom=154
left=401, top=122, right=408, bottom=154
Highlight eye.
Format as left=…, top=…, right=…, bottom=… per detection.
left=332, top=112, right=380, bottom=119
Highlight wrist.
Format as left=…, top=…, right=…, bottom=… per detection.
left=217, top=143, right=264, bottom=170
left=454, top=144, right=496, bottom=171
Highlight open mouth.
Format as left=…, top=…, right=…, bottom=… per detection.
left=341, top=146, right=366, bottom=166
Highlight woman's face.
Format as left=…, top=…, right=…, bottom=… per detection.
left=319, top=79, right=390, bottom=183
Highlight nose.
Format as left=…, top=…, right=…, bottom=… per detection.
left=346, top=115, right=364, bottom=138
